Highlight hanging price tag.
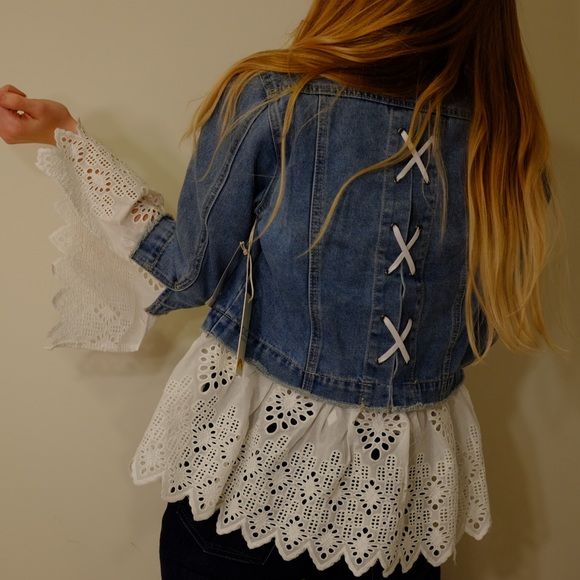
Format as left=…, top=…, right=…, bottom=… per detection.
left=235, top=220, right=257, bottom=374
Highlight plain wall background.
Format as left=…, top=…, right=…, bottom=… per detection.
left=1, top=1, right=578, bottom=579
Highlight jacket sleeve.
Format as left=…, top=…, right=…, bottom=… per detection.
left=129, top=73, right=279, bottom=315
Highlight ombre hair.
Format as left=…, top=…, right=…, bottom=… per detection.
left=180, top=0, right=565, bottom=363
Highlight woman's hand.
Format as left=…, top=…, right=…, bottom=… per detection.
left=0, top=84, right=78, bottom=146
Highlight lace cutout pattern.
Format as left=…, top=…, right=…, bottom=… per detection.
left=197, top=343, right=236, bottom=393
left=264, top=389, right=316, bottom=434
left=354, top=412, right=405, bottom=462
left=131, top=331, right=492, bottom=578
left=35, top=119, right=168, bottom=351
left=130, top=194, right=165, bottom=224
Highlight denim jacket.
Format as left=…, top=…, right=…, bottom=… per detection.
left=130, top=70, right=493, bottom=412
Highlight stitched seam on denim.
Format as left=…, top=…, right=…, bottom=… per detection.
left=266, top=72, right=472, bottom=119
left=144, top=286, right=177, bottom=314
left=409, top=183, right=434, bottom=384
left=391, top=395, right=455, bottom=413
left=254, top=170, right=278, bottom=219
left=129, top=212, right=173, bottom=271
left=208, top=306, right=305, bottom=370
left=137, top=211, right=166, bottom=241
left=382, top=120, right=406, bottom=388
left=195, top=105, right=269, bottom=274
left=362, top=111, right=393, bottom=405
left=208, top=316, right=463, bottom=410
left=261, top=74, right=281, bottom=167
left=299, top=88, right=472, bottom=120
left=208, top=319, right=378, bottom=392
left=444, top=270, right=467, bottom=374
left=302, top=94, right=327, bottom=388
left=208, top=305, right=456, bottom=388
left=207, top=289, right=464, bottom=391
left=260, top=104, right=286, bottom=224
left=443, top=263, right=468, bottom=375
left=130, top=218, right=182, bottom=289
left=254, top=74, right=281, bottom=219
left=207, top=307, right=385, bottom=386
left=258, top=70, right=278, bottom=99
left=261, top=72, right=286, bottom=153
left=393, top=171, right=414, bottom=383
left=278, top=77, right=471, bottom=120
left=129, top=214, right=175, bottom=265
left=170, top=94, right=271, bottom=292
left=411, top=163, right=434, bottom=381
left=206, top=329, right=380, bottom=410
left=421, top=121, right=437, bottom=209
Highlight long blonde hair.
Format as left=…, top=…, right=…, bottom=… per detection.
left=180, top=0, right=566, bottom=363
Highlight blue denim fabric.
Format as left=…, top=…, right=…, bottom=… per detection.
left=130, top=70, right=495, bottom=411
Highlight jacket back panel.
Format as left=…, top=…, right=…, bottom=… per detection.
left=136, top=70, right=484, bottom=411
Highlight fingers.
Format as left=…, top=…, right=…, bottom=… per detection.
left=0, top=89, right=71, bottom=145
left=0, top=92, right=38, bottom=117
left=0, top=84, right=27, bottom=97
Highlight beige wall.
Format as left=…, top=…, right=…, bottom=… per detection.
left=1, top=1, right=578, bottom=579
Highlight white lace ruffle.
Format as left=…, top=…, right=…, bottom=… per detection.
left=130, top=331, right=492, bottom=578
left=35, top=120, right=168, bottom=351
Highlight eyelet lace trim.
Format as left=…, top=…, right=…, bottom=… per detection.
left=131, top=331, right=491, bottom=578
left=34, top=119, right=167, bottom=351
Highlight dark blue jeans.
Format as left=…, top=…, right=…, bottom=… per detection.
left=159, top=498, right=441, bottom=579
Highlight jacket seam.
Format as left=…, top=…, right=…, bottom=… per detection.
left=254, top=170, right=278, bottom=218
left=209, top=305, right=305, bottom=370
left=266, top=72, right=472, bottom=120
left=167, top=81, right=272, bottom=292
left=130, top=216, right=181, bottom=287
left=190, top=102, right=269, bottom=287
left=362, top=114, right=392, bottom=401
left=443, top=264, right=469, bottom=373
left=300, top=88, right=472, bottom=121
left=204, top=328, right=385, bottom=411
left=302, top=93, right=327, bottom=388
left=208, top=304, right=459, bottom=389
left=264, top=77, right=284, bottom=165
left=255, top=73, right=281, bottom=218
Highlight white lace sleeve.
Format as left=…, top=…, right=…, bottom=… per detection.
left=35, top=118, right=169, bottom=352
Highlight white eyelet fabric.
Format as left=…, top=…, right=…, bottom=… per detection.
left=36, top=122, right=491, bottom=578
left=35, top=120, right=167, bottom=351
left=131, top=331, right=491, bottom=578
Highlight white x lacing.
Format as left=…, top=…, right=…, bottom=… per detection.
left=379, top=226, right=419, bottom=362
left=377, top=127, right=433, bottom=367
left=394, top=129, right=434, bottom=184
left=387, top=224, right=421, bottom=276
left=378, top=316, right=412, bottom=364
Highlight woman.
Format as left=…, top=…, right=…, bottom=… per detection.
left=0, top=0, right=561, bottom=578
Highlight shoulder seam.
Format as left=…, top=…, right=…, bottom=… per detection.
left=257, top=70, right=278, bottom=98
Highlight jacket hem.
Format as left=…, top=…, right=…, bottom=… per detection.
left=201, top=307, right=465, bottom=411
